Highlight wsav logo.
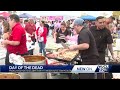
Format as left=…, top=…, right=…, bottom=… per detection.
left=97, top=65, right=109, bottom=72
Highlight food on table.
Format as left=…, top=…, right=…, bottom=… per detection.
left=0, top=73, right=20, bottom=79
left=23, top=55, right=46, bottom=62
left=46, top=43, right=63, bottom=50
left=57, top=48, right=78, bottom=61
left=46, top=53, right=58, bottom=58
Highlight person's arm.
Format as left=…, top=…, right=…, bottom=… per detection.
left=60, top=43, right=89, bottom=54
left=106, top=30, right=117, bottom=60
left=2, top=40, right=20, bottom=46
left=53, top=29, right=58, bottom=42
left=3, top=27, right=23, bottom=46
left=108, top=44, right=114, bottom=56
left=62, top=30, right=90, bottom=52
left=108, top=44, right=118, bottom=61
left=69, top=43, right=89, bottom=51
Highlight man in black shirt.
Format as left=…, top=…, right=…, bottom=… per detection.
left=61, top=18, right=99, bottom=79
left=68, top=18, right=99, bottom=64
left=90, top=16, right=116, bottom=64
left=90, top=16, right=117, bottom=79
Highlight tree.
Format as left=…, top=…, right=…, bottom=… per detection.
left=112, top=11, right=120, bottom=19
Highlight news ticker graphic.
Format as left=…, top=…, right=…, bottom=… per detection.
left=0, top=65, right=119, bottom=73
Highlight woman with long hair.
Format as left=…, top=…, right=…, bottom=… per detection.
left=2, top=20, right=11, bottom=40
left=54, top=22, right=71, bottom=43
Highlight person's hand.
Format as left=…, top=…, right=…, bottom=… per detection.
left=1, top=40, right=9, bottom=46
left=68, top=45, right=75, bottom=50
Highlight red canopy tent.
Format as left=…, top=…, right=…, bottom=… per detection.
left=0, top=12, right=10, bottom=18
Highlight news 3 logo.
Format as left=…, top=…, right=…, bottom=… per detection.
left=97, top=65, right=109, bottom=72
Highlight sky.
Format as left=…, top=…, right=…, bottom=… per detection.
left=17, top=11, right=113, bottom=17
left=0, top=11, right=113, bottom=17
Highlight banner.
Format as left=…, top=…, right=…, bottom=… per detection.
left=40, top=16, right=63, bottom=21
left=0, top=65, right=120, bottom=73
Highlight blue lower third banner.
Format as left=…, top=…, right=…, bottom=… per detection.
left=0, top=65, right=120, bottom=73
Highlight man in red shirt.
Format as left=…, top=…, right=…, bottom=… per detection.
left=25, top=19, right=36, bottom=55
left=25, top=19, right=36, bottom=42
left=2, top=14, right=28, bottom=65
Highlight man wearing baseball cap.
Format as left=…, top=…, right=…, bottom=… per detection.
left=61, top=18, right=99, bottom=79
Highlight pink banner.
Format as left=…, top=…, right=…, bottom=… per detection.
left=48, top=16, right=63, bottom=21
left=40, top=16, right=63, bottom=21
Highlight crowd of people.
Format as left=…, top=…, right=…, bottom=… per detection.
left=0, top=14, right=120, bottom=79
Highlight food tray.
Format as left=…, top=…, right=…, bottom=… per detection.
left=46, top=53, right=79, bottom=63
left=46, top=48, right=79, bottom=62
left=57, top=49, right=79, bottom=61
